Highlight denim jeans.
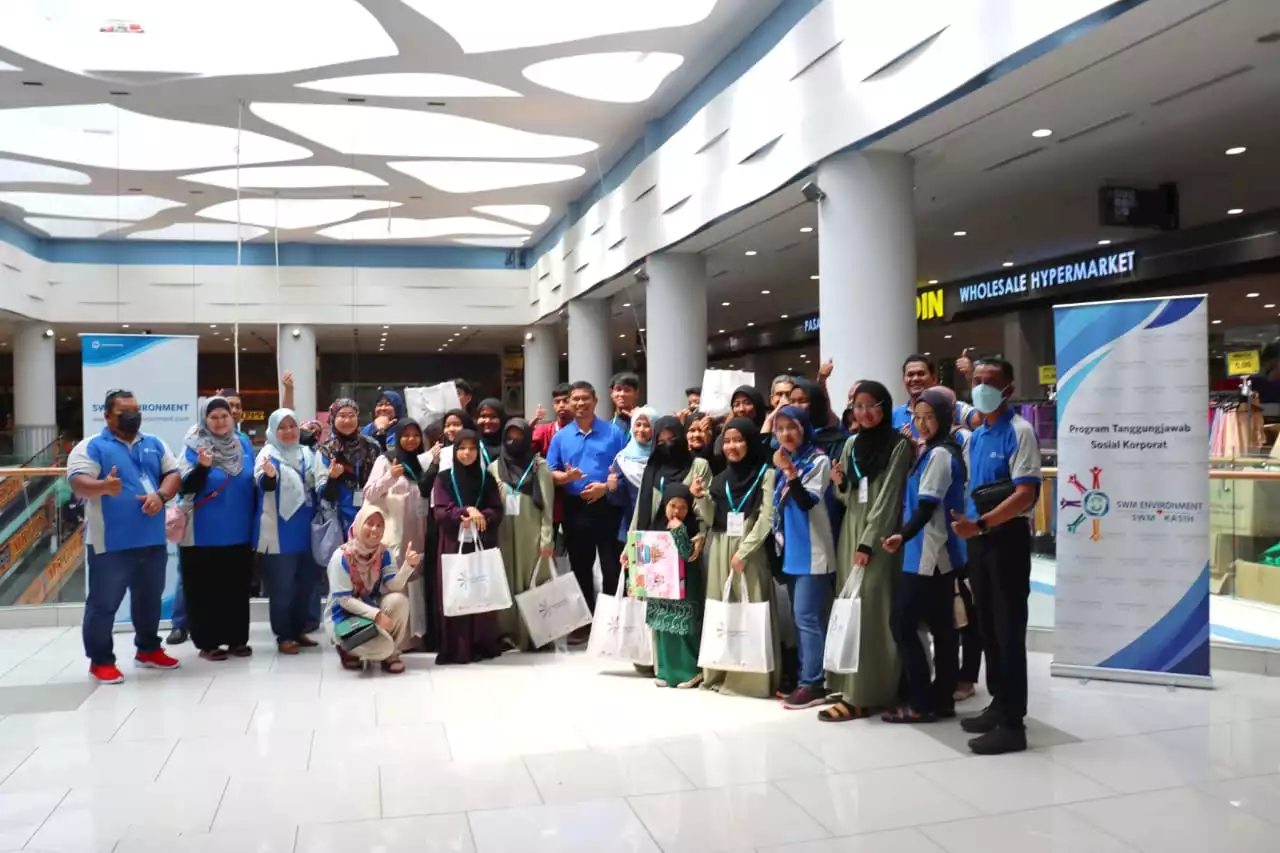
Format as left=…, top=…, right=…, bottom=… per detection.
left=171, top=563, right=187, bottom=630
left=790, top=573, right=833, bottom=687
left=262, top=552, right=322, bottom=642
left=83, top=544, right=167, bottom=666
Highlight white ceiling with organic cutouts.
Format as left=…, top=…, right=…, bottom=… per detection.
left=0, top=0, right=780, bottom=245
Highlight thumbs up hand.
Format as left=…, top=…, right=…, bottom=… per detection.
left=956, top=348, right=974, bottom=378
left=102, top=466, right=123, bottom=497
left=690, top=475, right=706, bottom=499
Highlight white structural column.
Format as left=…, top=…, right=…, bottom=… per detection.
left=14, top=323, right=56, bottom=459
left=817, top=151, right=917, bottom=407
left=645, top=253, right=708, bottom=415
left=523, top=325, right=560, bottom=419
left=568, top=299, right=612, bottom=417
left=277, top=325, right=318, bottom=420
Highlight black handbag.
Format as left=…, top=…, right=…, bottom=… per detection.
left=970, top=478, right=1016, bottom=515
left=334, top=615, right=379, bottom=652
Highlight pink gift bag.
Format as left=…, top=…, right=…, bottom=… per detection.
left=626, top=530, right=686, bottom=600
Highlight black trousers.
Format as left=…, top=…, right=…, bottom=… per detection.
left=956, top=567, right=983, bottom=684
left=562, top=495, right=622, bottom=612
left=891, top=571, right=958, bottom=715
left=178, top=544, right=252, bottom=652
left=967, top=518, right=1032, bottom=726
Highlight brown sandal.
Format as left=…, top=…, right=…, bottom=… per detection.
left=277, top=640, right=300, bottom=655
left=336, top=647, right=363, bottom=671
left=380, top=657, right=405, bottom=674
left=228, top=645, right=253, bottom=658
left=817, top=700, right=871, bottom=722
left=199, top=648, right=228, bottom=662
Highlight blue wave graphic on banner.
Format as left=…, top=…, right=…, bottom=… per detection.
left=81, top=335, right=169, bottom=367
left=1099, top=564, right=1211, bottom=676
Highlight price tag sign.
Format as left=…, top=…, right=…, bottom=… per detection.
left=1038, top=365, right=1057, bottom=385
left=1226, top=351, right=1260, bottom=377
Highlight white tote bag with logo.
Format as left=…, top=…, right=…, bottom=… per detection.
left=442, top=542, right=512, bottom=617
left=587, top=571, right=653, bottom=666
left=697, top=574, right=775, bottom=674
left=824, top=567, right=863, bottom=674
left=516, top=557, right=593, bottom=648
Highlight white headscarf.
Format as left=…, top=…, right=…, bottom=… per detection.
left=183, top=396, right=244, bottom=476
left=256, top=408, right=307, bottom=520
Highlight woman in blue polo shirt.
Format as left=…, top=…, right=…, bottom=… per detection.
left=317, top=398, right=383, bottom=533
left=255, top=408, right=320, bottom=655
left=179, top=396, right=257, bottom=661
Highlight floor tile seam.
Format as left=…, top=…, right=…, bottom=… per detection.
left=207, top=774, right=232, bottom=833
left=1194, top=777, right=1280, bottom=828
left=242, top=699, right=260, bottom=736
left=743, top=778, right=836, bottom=840
left=105, top=705, right=137, bottom=743
left=291, top=823, right=300, bottom=853
left=1043, top=736, right=1246, bottom=789
left=305, top=729, right=316, bottom=772
left=151, top=737, right=182, bottom=783
left=1058, top=789, right=1213, bottom=848
left=20, top=784, right=70, bottom=850
left=905, top=752, right=1125, bottom=813
left=0, top=745, right=37, bottom=788
left=917, top=805, right=1141, bottom=853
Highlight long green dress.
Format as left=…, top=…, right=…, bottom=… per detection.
left=702, top=467, right=782, bottom=698
left=629, top=458, right=715, bottom=686
left=827, top=436, right=913, bottom=710
left=489, top=457, right=555, bottom=649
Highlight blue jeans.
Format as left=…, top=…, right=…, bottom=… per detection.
left=83, top=545, right=167, bottom=666
left=262, top=552, right=322, bottom=642
left=171, top=564, right=187, bottom=630
left=790, top=573, right=833, bottom=688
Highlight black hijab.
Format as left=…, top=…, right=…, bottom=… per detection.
left=710, top=417, right=769, bottom=531
left=388, top=420, right=425, bottom=482
left=730, top=385, right=767, bottom=428
left=648, top=481, right=701, bottom=538
left=441, top=409, right=476, bottom=446
left=850, top=379, right=906, bottom=481
left=498, top=418, right=543, bottom=510
left=446, top=430, right=486, bottom=507
left=637, top=415, right=694, bottom=526
left=476, top=398, right=506, bottom=458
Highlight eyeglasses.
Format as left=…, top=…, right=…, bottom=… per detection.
left=851, top=403, right=882, bottom=413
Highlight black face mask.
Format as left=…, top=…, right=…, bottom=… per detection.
left=299, top=429, right=319, bottom=448
left=116, top=411, right=142, bottom=437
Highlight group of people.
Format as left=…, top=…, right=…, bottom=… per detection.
left=67, top=352, right=1041, bottom=756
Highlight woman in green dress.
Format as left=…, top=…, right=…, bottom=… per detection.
left=627, top=416, right=714, bottom=687
left=821, top=380, right=913, bottom=721
left=702, top=417, right=781, bottom=697
left=489, top=418, right=555, bottom=650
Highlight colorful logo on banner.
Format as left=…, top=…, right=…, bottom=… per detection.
left=1061, top=467, right=1108, bottom=540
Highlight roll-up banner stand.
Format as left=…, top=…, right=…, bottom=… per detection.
left=80, top=334, right=199, bottom=623
left=1050, top=295, right=1211, bottom=688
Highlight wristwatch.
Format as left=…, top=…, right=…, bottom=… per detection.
left=976, top=517, right=989, bottom=533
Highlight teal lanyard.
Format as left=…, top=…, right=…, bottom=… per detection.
left=449, top=467, right=486, bottom=506
left=725, top=465, right=768, bottom=513
left=506, top=461, right=534, bottom=495
left=480, top=444, right=492, bottom=466
left=849, top=437, right=863, bottom=480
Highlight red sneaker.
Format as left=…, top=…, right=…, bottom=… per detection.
left=134, top=649, right=181, bottom=670
left=90, top=663, right=125, bottom=684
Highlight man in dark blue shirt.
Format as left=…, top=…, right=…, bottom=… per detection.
left=548, top=381, right=626, bottom=626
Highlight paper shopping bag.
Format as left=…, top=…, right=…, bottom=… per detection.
left=516, top=557, right=592, bottom=647
left=699, top=368, right=756, bottom=417
left=823, top=568, right=863, bottom=674
left=626, top=530, right=685, bottom=599
left=587, top=573, right=653, bottom=666
left=442, top=544, right=513, bottom=616
left=698, top=574, right=775, bottom=674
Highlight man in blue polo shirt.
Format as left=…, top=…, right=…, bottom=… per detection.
left=950, top=358, right=1042, bottom=755
left=548, top=380, right=625, bottom=627
left=892, top=354, right=979, bottom=437
left=68, top=389, right=183, bottom=684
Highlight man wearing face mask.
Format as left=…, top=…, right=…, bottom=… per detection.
left=950, top=359, right=1041, bottom=755
left=68, top=389, right=184, bottom=684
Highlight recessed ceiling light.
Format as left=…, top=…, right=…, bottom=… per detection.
left=618, top=334, right=626, bottom=338
left=744, top=250, right=757, bottom=256
left=923, top=351, right=931, bottom=356
left=953, top=231, right=967, bottom=237
left=1247, top=292, right=1260, bottom=298
left=721, top=301, right=731, bottom=307
left=638, top=327, right=645, bottom=332
left=1031, top=128, right=1053, bottom=138
left=928, top=279, right=939, bottom=285
left=122, top=324, right=130, bottom=329
left=1226, top=146, right=1247, bottom=156
left=1098, top=239, right=1112, bottom=246
left=1212, top=319, right=1222, bottom=324
left=1228, top=208, right=1244, bottom=215
left=1002, top=261, right=1014, bottom=267
left=561, top=351, right=567, bottom=356
left=747, top=322, right=755, bottom=327
left=718, top=329, right=726, bottom=334
left=242, top=347, right=249, bottom=352
left=209, top=324, right=217, bottom=329
left=800, top=226, right=813, bottom=233
left=622, top=302, right=631, bottom=307
left=780, top=313, right=789, bottom=319
left=522, top=52, right=684, bottom=103
left=1265, top=303, right=1276, bottom=308
left=944, top=334, right=953, bottom=339
left=389, top=160, right=585, bottom=193
left=810, top=275, right=818, bottom=281
left=58, top=337, right=66, bottom=342
left=199, top=199, right=398, bottom=230
left=760, top=289, right=771, bottom=295
left=461, top=326, right=468, bottom=329
left=620, top=351, right=628, bottom=356
left=298, top=73, right=520, bottom=98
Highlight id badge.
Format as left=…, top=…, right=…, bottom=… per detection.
left=857, top=477, right=869, bottom=505
left=726, top=512, right=745, bottom=537
left=352, top=491, right=364, bottom=508
left=138, top=474, right=156, bottom=495
left=504, top=493, right=522, bottom=516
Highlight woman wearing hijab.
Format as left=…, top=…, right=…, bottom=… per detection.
left=361, top=390, right=407, bottom=452
left=770, top=405, right=836, bottom=709
left=627, top=417, right=714, bottom=687
left=607, top=406, right=656, bottom=546
left=703, top=417, right=781, bottom=697
left=431, top=429, right=505, bottom=664
left=441, top=408, right=475, bottom=445
left=317, top=398, right=383, bottom=534
left=821, top=379, right=913, bottom=721
left=489, top=419, right=555, bottom=649
left=790, top=378, right=845, bottom=459
left=256, top=408, right=321, bottom=655
left=415, top=415, right=446, bottom=651
left=326, top=504, right=422, bottom=673
left=474, top=398, right=507, bottom=467
left=365, top=420, right=434, bottom=648
left=178, top=396, right=257, bottom=661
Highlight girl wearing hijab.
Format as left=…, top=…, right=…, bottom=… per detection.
left=317, top=398, right=383, bottom=534
left=256, top=408, right=321, bottom=654
left=607, top=406, right=656, bottom=546
left=770, top=405, right=836, bottom=709
left=364, top=419, right=434, bottom=648
left=179, top=396, right=257, bottom=661
left=821, top=380, right=913, bottom=721
left=790, top=378, right=845, bottom=459
left=326, top=504, right=422, bottom=673
left=703, top=417, right=781, bottom=697
left=441, top=408, right=475, bottom=445
left=489, top=419, right=555, bottom=649
left=879, top=388, right=967, bottom=722
left=361, top=390, right=406, bottom=452
left=474, top=398, right=507, bottom=466
left=627, top=417, right=714, bottom=687
left=730, top=386, right=767, bottom=429
left=431, top=429, right=505, bottom=664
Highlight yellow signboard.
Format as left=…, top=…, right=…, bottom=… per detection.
left=1038, top=365, right=1057, bottom=385
left=915, top=288, right=944, bottom=321
left=1226, top=351, right=1260, bottom=377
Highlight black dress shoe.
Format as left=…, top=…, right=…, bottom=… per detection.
left=969, top=725, right=1027, bottom=755
left=166, top=628, right=188, bottom=645
left=960, top=703, right=1003, bottom=734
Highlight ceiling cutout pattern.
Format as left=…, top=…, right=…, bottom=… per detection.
left=0, top=0, right=753, bottom=244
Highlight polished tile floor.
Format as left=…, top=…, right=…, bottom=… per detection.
left=1, top=624, right=1279, bottom=852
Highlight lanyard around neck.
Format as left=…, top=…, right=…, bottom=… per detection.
left=505, top=461, right=535, bottom=494
left=725, top=465, right=768, bottom=513
left=448, top=467, right=486, bottom=506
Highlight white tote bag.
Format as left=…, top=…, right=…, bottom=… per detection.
left=697, top=574, right=775, bottom=674
left=516, top=557, right=593, bottom=648
left=442, top=542, right=513, bottom=616
left=587, top=571, right=653, bottom=666
left=699, top=368, right=756, bottom=417
left=823, top=567, right=864, bottom=674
